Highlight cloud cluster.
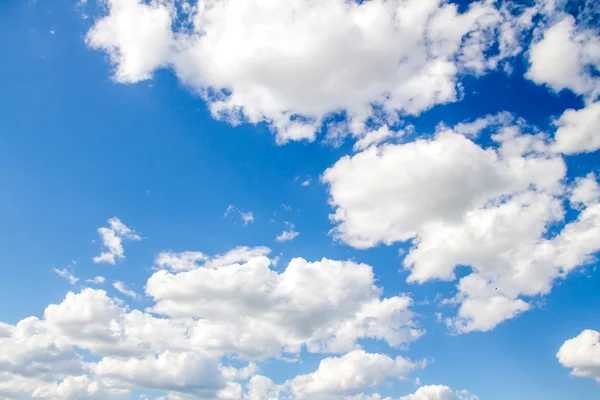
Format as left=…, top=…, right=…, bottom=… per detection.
left=86, top=0, right=522, bottom=143
left=323, top=121, right=600, bottom=333
left=1, top=248, right=433, bottom=399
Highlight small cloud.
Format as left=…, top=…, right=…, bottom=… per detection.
left=281, top=204, right=292, bottom=211
left=276, top=222, right=299, bottom=242
left=301, top=179, right=311, bottom=187
left=53, top=268, right=79, bottom=285
left=49, top=30, right=55, bottom=35
left=113, top=281, right=141, bottom=300
left=414, top=377, right=422, bottom=386
left=93, top=217, right=142, bottom=265
left=240, top=211, right=255, bottom=225
left=224, top=205, right=255, bottom=226
left=145, top=189, right=151, bottom=196
left=85, top=276, right=105, bottom=284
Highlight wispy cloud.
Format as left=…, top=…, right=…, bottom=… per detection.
left=93, top=217, right=142, bottom=264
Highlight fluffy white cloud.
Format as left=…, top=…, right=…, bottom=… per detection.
left=557, top=329, right=600, bottom=383
left=399, top=385, right=478, bottom=400
left=147, top=254, right=423, bottom=357
left=85, top=0, right=174, bottom=83
left=287, top=350, right=421, bottom=399
left=527, top=15, right=600, bottom=98
left=86, top=0, right=511, bottom=143
left=0, top=248, right=426, bottom=399
left=323, top=122, right=600, bottom=332
left=552, top=102, right=600, bottom=154
left=93, top=217, right=142, bottom=264
left=94, top=351, right=225, bottom=395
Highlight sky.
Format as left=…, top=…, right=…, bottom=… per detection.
left=0, top=0, right=599, bottom=399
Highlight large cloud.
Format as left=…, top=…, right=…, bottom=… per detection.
left=146, top=253, right=423, bottom=357
left=557, top=329, right=600, bottom=383
left=0, top=249, right=425, bottom=399
left=86, top=0, right=512, bottom=143
left=323, top=122, right=600, bottom=332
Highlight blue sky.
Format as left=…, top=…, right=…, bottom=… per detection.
left=1, top=1, right=600, bottom=399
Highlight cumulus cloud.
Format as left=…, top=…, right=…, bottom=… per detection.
left=323, top=122, right=600, bottom=333
left=93, top=217, right=142, bottom=264
left=85, top=0, right=516, bottom=143
left=552, top=102, right=600, bottom=155
left=557, top=329, right=600, bottom=383
left=146, top=253, right=423, bottom=357
left=275, top=222, right=299, bottom=242
left=0, top=249, right=424, bottom=398
left=527, top=15, right=600, bottom=99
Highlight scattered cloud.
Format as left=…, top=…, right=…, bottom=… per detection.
left=85, top=276, right=106, bottom=284
left=224, top=205, right=255, bottom=225
left=53, top=268, right=79, bottom=285
left=275, top=222, right=299, bottom=242
left=557, top=329, right=600, bottom=383
left=93, top=217, right=142, bottom=265
left=113, top=281, right=141, bottom=300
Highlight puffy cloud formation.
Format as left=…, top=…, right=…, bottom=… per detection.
left=86, top=0, right=524, bottom=143
left=552, top=102, right=600, bottom=155
left=0, top=248, right=428, bottom=399
left=324, top=121, right=600, bottom=333
left=557, top=329, right=600, bottom=383
left=527, top=15, right=600, bottom=99
left=93, top=217, right=142, bottom=264
left=146, top=252, right=423, bottom=357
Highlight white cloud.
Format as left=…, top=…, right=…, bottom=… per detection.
left=53, top=268, right=79, bottom=285
left=94, top=351, right=225, bottom=395
left=400, top=385, right=478, bottom=400
left=557, top=329, right=600, bottom=383
left=301, top=179, right=311, bottom=187
left=85, top=0, right=174, bottom=83
left=86, top=0, right=509, bottom=143
left=552, top=102, right=600, bottom=154
left=453, top=112, right=513, bottom=137
left=146, top=253, right=422, bottom=358
left=527, top=15, right=600, bottom=98
left=571, top=173, right=600, bottom=208
left=93, top=217, right=142, bottom=264
left=85, top=276, right=106, bottom=284
left=287, top=350, right=421, bottom=399
left=155, top=246, right=271, bottom=272
left=113, top=281, right=141, bottom=300
left=323, top=123, right=600, bottom=332
left=224, top=206, right=256, bottom=225
left=353, top=125, right=406, bottom=151
left=275, top=222, right=299, bottom=243
left=0, top=246, right=426, bottom=399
